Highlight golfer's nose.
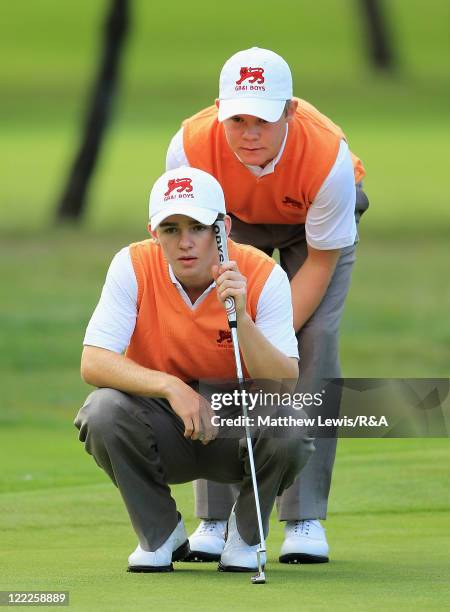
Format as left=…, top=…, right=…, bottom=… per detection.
left=179, top=229, right=194, bottom=249
left=243, top=124, right=260, bottom=140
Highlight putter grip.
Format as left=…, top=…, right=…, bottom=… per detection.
left=213, top=217, right=237, bottom=328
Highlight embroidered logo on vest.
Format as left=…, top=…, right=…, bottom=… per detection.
left=235, top=67, right=265, bottom=92
left=282, top=196, right=305, bottom=209
left=164, top=178, right=194, bottom=200
left=216, top=329, right=232, bottom=347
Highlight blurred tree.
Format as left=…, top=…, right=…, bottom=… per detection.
left=56, top=0, right=129, bottom=222
left=359, top=0, right=395, bottom=71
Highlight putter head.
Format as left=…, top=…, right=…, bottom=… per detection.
left=251, top=547, right=266, bottom=584
left=251, top=570, right=266, bottom=584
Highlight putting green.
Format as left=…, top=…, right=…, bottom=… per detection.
left=1, top=428, right=448, bottom=610
left=1, top=1, right=449, bottom=608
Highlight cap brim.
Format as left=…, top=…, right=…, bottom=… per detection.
left=218, top=98, right=285, bottom=122
left=150, top=205, right=219, bottom=230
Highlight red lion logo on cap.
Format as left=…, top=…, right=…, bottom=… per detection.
left=164, top=178, right=193, bottom=197
left=235, top=67, right=265, bottom=85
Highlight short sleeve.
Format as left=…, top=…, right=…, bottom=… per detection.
left=83, top=247, right=138, bottom=353
left=255, top=265, right=299, bottom=359
left=166, top=127, right=190, bottom=171
left=305, top=140, right=357, bottom=250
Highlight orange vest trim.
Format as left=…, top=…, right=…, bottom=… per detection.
left=182, top=97, right=366, bottom=224
left=126, top=239, right=276, bottom=382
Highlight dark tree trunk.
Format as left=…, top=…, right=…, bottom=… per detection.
left=359, top=0, right=395, bottom=71
left=56, top=0, right=129, bottom=222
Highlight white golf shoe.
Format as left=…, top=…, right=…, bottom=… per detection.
left=127, top=518, right=190, bottom=572
left=279, top=519, right=329, bottom=564
left=219, top=509, right=266, bottom=572
left=186, top=520, right=227, bottom=562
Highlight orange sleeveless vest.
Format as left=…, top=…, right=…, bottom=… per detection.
left=182, top=98, right=365, bottom=224
left=126, top=239, right=275, bottom=382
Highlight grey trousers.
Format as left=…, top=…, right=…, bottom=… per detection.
left=74, top=388, right=315, bottom=550
left=194, top=186, right=368, bottom=521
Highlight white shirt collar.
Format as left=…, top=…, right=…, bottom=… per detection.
left=235, top=123, right=289, bottom=178
left=168, top=264, right=215, bottom=309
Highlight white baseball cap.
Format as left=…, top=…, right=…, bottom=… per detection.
left=149, top=167, right=226, bottom=230
left=218, top=47, right=293, bottom=123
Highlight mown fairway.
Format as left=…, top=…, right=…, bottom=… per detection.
left=1, top=0, right=449, bottom=609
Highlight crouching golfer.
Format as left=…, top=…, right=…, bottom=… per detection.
left=75, top=167, right=314, bottom=572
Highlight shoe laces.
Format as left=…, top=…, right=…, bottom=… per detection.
left=195, top=520, right=225, bottom=537
left=292, top=520, right=314, bottom=535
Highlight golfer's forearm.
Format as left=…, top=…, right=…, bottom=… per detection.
left=80, top=346, right=177, bottom=398
left=236, top=315, right=298, bottom=380
left=290, top=249, right=340, bottom=331
left=291, top=271, right=329, bottom=331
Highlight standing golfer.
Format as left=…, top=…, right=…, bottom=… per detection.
left=75, top=167, right=314, bottom=573
left=166, top=46, right=368, bottom=564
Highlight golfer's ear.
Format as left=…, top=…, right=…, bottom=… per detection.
left=215, top=99, right=220, bottom=109
left=148, top=223, right=158, bottom=240
left=224, top=215, right=232, bottom=236
left=286, top=99, right=298, bottom=121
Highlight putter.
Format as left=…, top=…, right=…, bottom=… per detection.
left=214, top=214, right=266, bottom=585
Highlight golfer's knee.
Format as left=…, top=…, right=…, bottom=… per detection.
left=74, top=388, right=127, bottom=442
left=276, top=435, right=315, bottom=475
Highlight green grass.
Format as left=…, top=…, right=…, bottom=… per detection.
left=341, top=237, right=450, bottom=376
left=1, top=0, right=449, bottom=608
left=1, top=429, right=449, bottom=610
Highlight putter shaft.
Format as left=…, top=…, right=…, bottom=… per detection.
left=214, top=216, right=267, bottom=584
